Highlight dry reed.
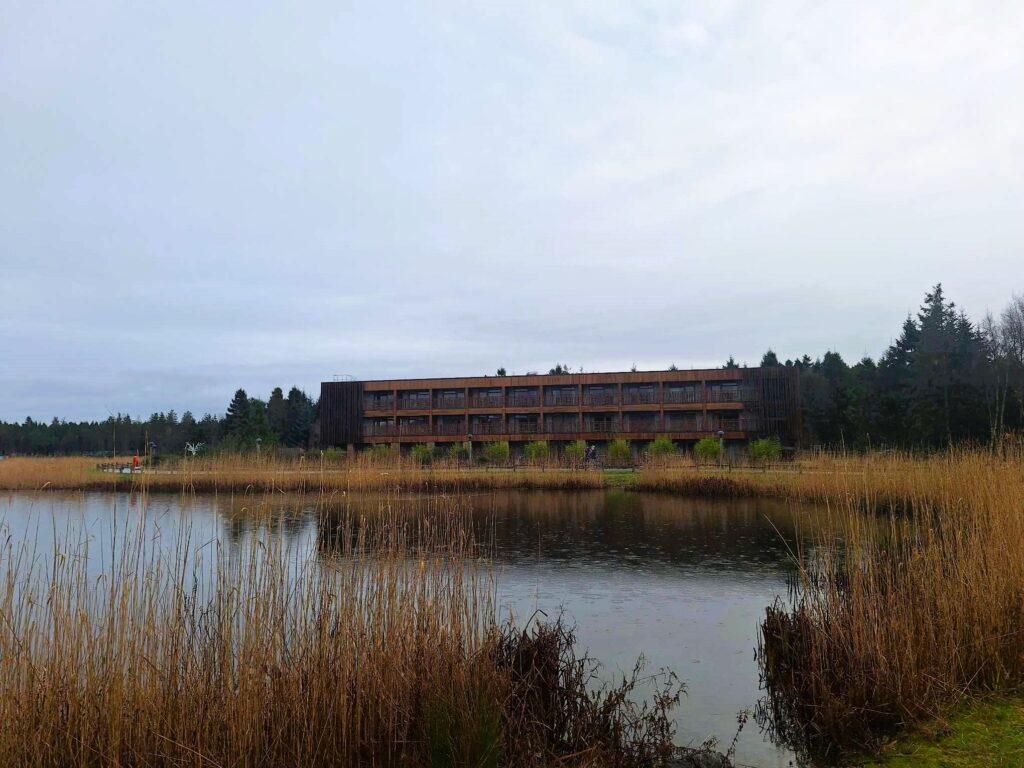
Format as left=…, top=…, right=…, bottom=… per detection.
left=0, top=491, right=682, bottom=767
left=757, top=450, right=1024, bottom=759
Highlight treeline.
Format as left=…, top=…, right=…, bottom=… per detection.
left=755, top=285, right=1024, bottom=449
left=3, top=285, right=1022, bottom=456
left=0, top=387, right=317, bottom=456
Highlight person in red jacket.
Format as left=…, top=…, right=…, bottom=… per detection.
left=132, top=454, right=140, bottom=472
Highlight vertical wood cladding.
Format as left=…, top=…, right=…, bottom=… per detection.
left=319, top=381, right=364, bottom=445
left=740, top=366, right=801, bottom=445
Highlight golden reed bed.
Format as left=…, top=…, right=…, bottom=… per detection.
left=754, top=450, right=1024, bottom=760
left=3, top=449, right=1023, bottom=762
left=0, top=494, right=681, bottom=768
left=1, top=449, right=1020, bottom=504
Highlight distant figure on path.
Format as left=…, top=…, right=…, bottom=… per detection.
left=132, top=454, right=140, bottom=472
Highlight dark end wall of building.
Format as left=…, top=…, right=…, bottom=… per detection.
left=320, top=381, right=363, bottom=446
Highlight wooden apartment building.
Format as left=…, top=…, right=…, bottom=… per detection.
left=320, top=367, right=800, bottom=451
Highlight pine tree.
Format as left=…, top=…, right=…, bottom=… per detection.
left=224, top=389, right=250, bottom=439
left=267, top=387, right=287, bottom=440
left=284, top=387, right=314, bottom=447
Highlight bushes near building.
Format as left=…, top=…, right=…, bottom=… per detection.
left=648, top=437, right=676, bottom=460
left=447, top=442, right=469, bottom=461
left=563, top=440, right=587, bottom=466
left=483, top=441, right=511, bottom=464
left=605, top=439, right=633, bottom=466
left=524, top=441, right=550, bottom=463
left=410, top=444, right=434, bottom=465
left=750, top=438, right=781, bottom=462
left=694, top=437, right=721, bottom=462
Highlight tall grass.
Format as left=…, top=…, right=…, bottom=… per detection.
left=757, top=450, right=1024, bottom=759
left=0, top=492, right=682, bottom=767
left=0, top=454, right=608, bottom=493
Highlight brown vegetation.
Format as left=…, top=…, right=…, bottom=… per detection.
left=0, top=493, right=682, bottom=767
left=758, top=450, right=1024, bottom=760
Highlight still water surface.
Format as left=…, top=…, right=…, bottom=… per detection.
left=1, top=489, right=816, bottom=767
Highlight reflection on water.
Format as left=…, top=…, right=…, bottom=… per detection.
left=1, top=489, right=819, bottom=767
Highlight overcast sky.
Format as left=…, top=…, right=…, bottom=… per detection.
left=2, top=1, right=1022, bottom=421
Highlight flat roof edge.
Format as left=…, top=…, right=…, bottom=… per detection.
left=322, top=366, right=781, bottom=387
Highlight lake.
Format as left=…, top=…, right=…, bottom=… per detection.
left=0, top=489, right=817, bottom=767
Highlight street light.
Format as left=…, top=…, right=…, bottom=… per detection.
left=467, top=433, right=473, bottom=465
left=255, top=437, right=263, bottom=458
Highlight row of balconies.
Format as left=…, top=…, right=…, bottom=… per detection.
left=361, top=412, right=756, bottom=438
left=364, top=383, right=744, bottom=411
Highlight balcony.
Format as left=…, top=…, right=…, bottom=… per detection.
left=545, top=416, right=580, bottom=434
left=622, top=388, right=659, bottom=406
left=363, top=422, right=396, bottom=437
left=433, top=420, right=466, bottom=436
left=706, top=386, right=742, bottom=403
left=583, top=389, right=618, bottom=407
left=665, top=415, right=703, bottom=432
left=398, top=420, right=431, bottom=436
left=507, top=392, right=540, bottom=408
left=583, top=416, right=620, bottom=433
left=434, top=393, right=467, bottom=409
left=622, top=415, right=659, bottom=432
left=470, top=393, right=504, bottom=408
left=507, top=418, right=541, bottom=435
left=363, top=395, right=394, bottom=411
left=544, top=389, right=579, bottom=407
left=664, top=387, right=701, bottom=404
left=469, top=420, right=505, bottom=435
left=397, top=393, right=431, bottom=410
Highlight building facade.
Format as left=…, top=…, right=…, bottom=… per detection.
left=320, top=367, right=800, bottom=452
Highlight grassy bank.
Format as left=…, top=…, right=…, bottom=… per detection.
left=862, top=698, right=1024, bottom=767
left=0, top=494, right=682, bottom=767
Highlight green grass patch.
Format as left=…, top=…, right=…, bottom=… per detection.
left=860, top=698, right=1024, bottom=767
left=602, top=469, right=636, bottom=487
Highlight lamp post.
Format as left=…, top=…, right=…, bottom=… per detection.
left=717, top=430, right=725, bottom=467
left=255, top=437, right=262, bottom=458
left=467, top=433, right=474, bottom=465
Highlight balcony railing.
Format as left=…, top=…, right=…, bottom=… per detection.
left=665, top=416, right=703, bottom=432
left=470, top=393, right=504, bottom=408
left=434, top=395, right=467, bottom=409
left=583, top=391, right=618, bottom=406
left=359, top=413, right=760, bottom=439
left=545, top=391, right=579, bottom=407
left=706, top=388, right=742, bottom=403
left=507, top=393, right=540, bottom=408
left=363, top=397, right=394, bottom=411
left=398, top=422, right=431, bottom=436
left=583, top=418, right=620, bottom=433
left=621, top=417, right=659, bottom=432
left=545, top=418, right=580, bottom=434
left=664, top=388, right=701, bottom=404
left=397, top=398, right=430, bottom=410
left=622, top=390, right=659, bottom=405
left=507, top=420, right=541, bottom=435
left=434, top=421, right=467, bottom=436
left=470, top=421, right=505, bottom=435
